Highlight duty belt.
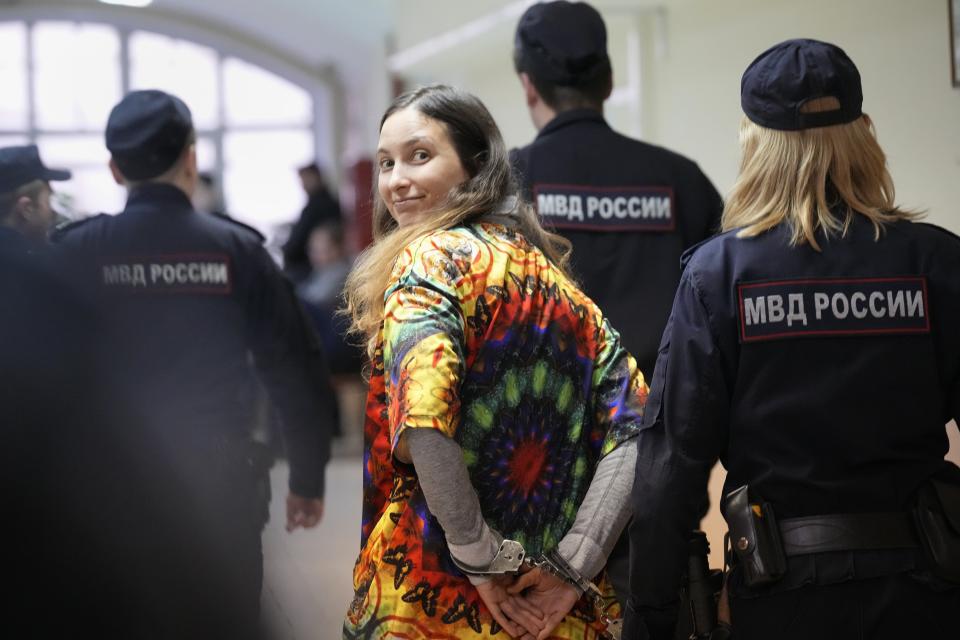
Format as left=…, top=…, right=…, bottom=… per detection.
left=779, top=512, right=918, bottom=556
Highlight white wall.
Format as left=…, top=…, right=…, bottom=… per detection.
left=646, top=0, right=960, bottom=232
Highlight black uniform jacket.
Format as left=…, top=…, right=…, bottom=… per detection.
left=627, top=215, right=960, bottom=624
left=53, top=183, right=335, bottom=497
left=511, top=109, right=723, bottom=377
left=1, top=226, right=142, bottom=633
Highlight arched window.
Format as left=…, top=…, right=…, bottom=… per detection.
left=0, top=18, right=327, bottom=241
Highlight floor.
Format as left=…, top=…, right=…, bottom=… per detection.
left=258, top=374, right=368, bottom=640
left=261, top=456, right=363, bottom=640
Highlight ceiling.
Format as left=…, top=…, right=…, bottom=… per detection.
left=0, top=0, right=669, bottom=158
left=152, top=0, right=394, bottom=66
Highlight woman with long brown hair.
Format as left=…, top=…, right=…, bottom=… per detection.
left=342, top=85, right=646, bottom=639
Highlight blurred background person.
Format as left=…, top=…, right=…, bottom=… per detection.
left=283, top=161, right=343, bottom=284
left=0, top=144, right=144, bottom=635
left=0, top=144, right=70, bottom=247
left=298, top=222, right=350, bottom=311
left=297, top=221, right=361, bottom=376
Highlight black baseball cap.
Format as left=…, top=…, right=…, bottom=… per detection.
left=106, top=89, right=194, bottom=181
left=514, top=1, right=610, bottom=86
left=0, top=145, right=71, bottom=194
left=741, top=38, right=863, bottom=131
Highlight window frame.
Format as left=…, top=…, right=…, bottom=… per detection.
left=0, top=4, right=340, bottom=218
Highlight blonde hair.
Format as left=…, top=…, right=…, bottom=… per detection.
left=722, top=97, right=918, bottom=250
left=343, top=85, right=572, bottom=358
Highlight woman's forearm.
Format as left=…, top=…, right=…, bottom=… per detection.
left=558, top=438, right=637, bottom=579
left=406, top=428, right=500, bottom=583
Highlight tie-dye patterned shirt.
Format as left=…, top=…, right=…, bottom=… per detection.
left=344, top=221, right=646, bottom=639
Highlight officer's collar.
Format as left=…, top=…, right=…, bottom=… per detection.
left=125, top=182, right=194, bottom=211
left=537, top=108, right=607, bottom=138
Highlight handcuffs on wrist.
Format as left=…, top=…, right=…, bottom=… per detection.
left=451, top=538, right=622, bottom=640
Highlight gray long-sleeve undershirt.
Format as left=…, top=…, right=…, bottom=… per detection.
left=406, top=428, right=637, bottom=584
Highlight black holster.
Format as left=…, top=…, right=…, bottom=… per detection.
left=673, top=531, right=730, bottom=640
left=913, top=478, right=960, bottom=584
left=721, top=485, right=787, bottom=588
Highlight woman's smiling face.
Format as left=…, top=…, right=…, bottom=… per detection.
left=376, top=107, right=469, bottom=228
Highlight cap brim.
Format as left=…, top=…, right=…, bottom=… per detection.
left=43, top=168, right=72, bottom=181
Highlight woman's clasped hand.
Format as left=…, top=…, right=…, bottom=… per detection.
left=475, top=567, right=581, bottom=640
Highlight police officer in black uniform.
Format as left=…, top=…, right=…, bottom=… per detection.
left=510, top=0, right=723, bottom=379
left=625, top=39, right=960, bottom=639
left=53, top=90, right=337, bottom=639
left=0, top=146, right=120, bottom=635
